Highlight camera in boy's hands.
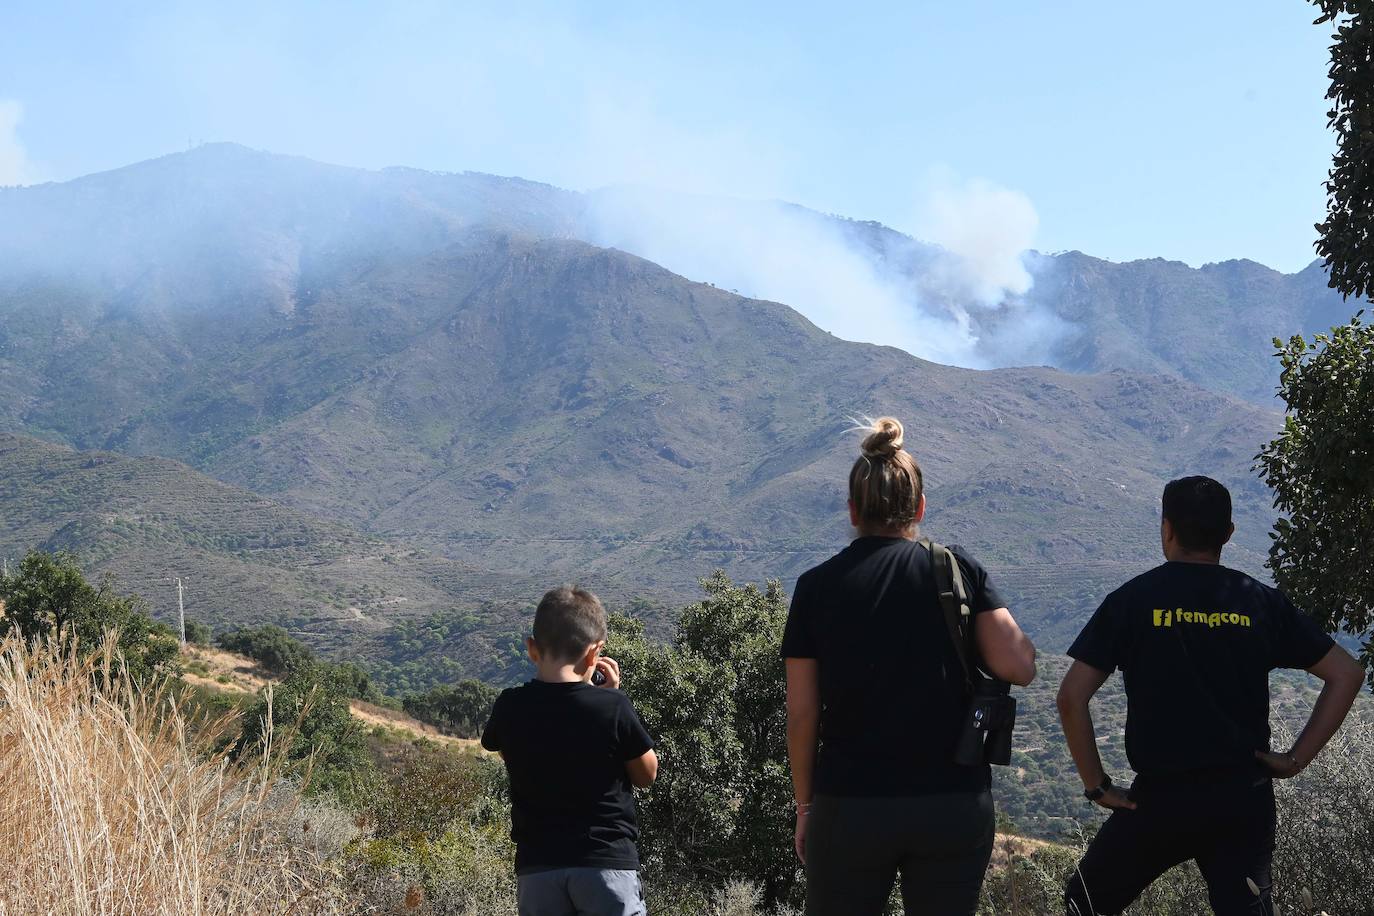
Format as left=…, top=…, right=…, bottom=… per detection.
left=591, top=655, right=620, bottom=689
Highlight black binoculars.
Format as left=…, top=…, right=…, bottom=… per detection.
left=954, top=679, right=1017, bottom=767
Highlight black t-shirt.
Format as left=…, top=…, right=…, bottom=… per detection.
left=480, top=680, right=655, bottom=873
left=780, top=536, right=1006, bottom=797
left=1068, top=561, right=1334, bottom=776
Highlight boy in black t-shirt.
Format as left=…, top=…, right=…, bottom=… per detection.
left=1057, top=477, right=1364, bottom=916
left=482, top=586, right=658, bottom=916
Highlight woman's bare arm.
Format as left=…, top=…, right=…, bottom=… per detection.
left=785, top=657, right=820, bottom=862
left=974, top=607, right=1037, bottom=685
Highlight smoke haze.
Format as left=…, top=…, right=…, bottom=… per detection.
left=1, top=3, right=1068, bottom=370
left=0, top=101, right=34, bottom=187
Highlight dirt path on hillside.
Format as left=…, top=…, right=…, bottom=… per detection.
left=348, top=699, right=480, bottom=749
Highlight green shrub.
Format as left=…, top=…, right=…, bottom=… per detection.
left=1271, top=719, right=1374, bottom=914
left=370, top=748, right=506, bottom=842
left=184, top=618, right=213, bottom=646
left=345, top=745, right=514, bottom=914
left=233, top=661, right=379, bottom=807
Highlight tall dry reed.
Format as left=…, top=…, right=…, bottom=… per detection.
left=0, top=633, right=349, bottom=915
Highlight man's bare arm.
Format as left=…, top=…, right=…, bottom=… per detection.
left=1258, top=644, right=1364, bottom=777
left=1057, top=659, right=1136, bottom=810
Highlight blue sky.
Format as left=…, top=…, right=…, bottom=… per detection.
left=0, top=1, right=1337, bottom=272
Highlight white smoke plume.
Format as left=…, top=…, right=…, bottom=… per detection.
left=586, top=187, right=983, bottom=366
left=584, top=176, right=1065, bottom=370
left=918, top=177, right=1039, bottom=306
left=0, top=101, right=34, bottom=187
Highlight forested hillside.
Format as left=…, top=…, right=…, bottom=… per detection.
left=0, top=433, right=539, bottom=665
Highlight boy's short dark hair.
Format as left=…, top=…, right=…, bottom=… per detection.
left=1162, top=476, right=1232, bottom=553
left=533, top=586, right=608, bottom=663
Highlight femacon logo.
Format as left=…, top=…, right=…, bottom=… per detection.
left=1153, top=608, right=1252, bottom=629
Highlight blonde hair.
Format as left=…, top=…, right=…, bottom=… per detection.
left=848, top=416, right=923, bottom=531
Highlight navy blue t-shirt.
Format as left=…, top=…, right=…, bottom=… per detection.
left=1068, top=561, right=1334, bottom=776
left=781, top=536, right=1006, bottom=797
left=481, top=680, right=654, bottom=873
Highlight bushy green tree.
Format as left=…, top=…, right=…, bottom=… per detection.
left=0, top=550, right=178, bottom=683
left=328, top=660, right=383, bottom=704
left=218, top=623, right=317, bottom=674
left=234, top=660, right=378, bottom=806
left=402, top=680, right=501, bottom=738
left=1312, top=1, right=1374, bottom=299
left=608, top=572, right=798, bottom=908
left=1258, top=313, right=1374, bottom=682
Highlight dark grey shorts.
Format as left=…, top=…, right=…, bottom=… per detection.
left=804, top=790, right=995, bottom=916
left=516, top=867, right=647, bottom=916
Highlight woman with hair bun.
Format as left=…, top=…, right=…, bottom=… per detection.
left=782, top=416, right=1037, bottom=916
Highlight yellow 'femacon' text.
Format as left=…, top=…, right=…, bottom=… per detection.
left=1152, top=608, right=1251, bottom=629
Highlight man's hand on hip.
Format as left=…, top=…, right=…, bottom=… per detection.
left=1255, top=749, right=1303, bottom=779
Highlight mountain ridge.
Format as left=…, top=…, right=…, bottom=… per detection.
left=0, top=144, right=1306, bottom=666
left=3, top=143, right=1349, bottom=404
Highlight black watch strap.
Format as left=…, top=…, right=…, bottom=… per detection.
left=1084, top=775, right=1113, bottom=801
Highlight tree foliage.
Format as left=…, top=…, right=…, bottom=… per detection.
left=217, top=623, right=381, bottom=703
left=1313, top=1, right=1374, bottom=299
left=0, top=550, right=178, bottom=684
left=402, top=680, right=500, bottom=738
left=607, top=572, right=799, bottom=909
left=1258, top=313, right=1374, bottom=683
left=218, top=624, right=317, bottom=675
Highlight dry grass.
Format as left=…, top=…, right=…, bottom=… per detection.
left=0, top=633, right=350, bottom=915
left=1272, top=717, right=1374, bottom=915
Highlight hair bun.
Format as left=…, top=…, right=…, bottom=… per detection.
left=861, top=416, right=904, bottom=459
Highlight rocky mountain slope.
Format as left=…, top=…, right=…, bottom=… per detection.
left=1027, top=253, right=1351, bottom=404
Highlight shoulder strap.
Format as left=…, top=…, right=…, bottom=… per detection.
left=921, top=539, right=974, bottom=692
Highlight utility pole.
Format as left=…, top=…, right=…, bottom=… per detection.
left=175, top=578, right=186, bottom=645
left=157, top=576, right=189, bottom=645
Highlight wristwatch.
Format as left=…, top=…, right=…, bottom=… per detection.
left=1084, top=775, right=1113, bottom=802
